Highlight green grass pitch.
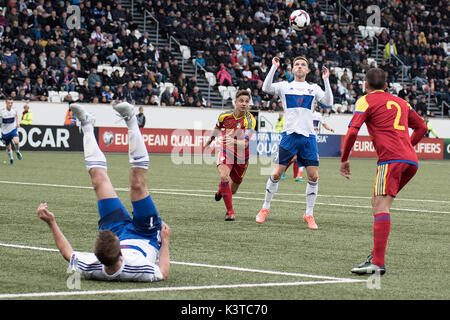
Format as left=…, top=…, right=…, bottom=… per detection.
left=0, top=151, right=449, bottom=300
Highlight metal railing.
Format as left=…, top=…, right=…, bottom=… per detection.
left=143, top=10, right=159, bottom=46
left=168, top=36, right=186, bottom=70
left=193, top=61, right=212, bottom=102
left=390, top=54, right=407, bottom=85
left=338, top=0, right=354, bottom=24
left=441, top=101, right=449, bottom=118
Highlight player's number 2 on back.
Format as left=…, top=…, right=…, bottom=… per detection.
left=386, top=101, right=405, bottom=131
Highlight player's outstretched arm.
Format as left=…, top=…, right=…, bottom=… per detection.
left=205, top=128, right=221, bottom=148
left=323, top=123, right=335, bottom=132
left=319, top=66, right=334, bottom=107
left=37, top=203, right=73, bottom=262
left=262, top=57, right=279, bottom=94
left=340, top=126, right=360, bottom=179
left=158, top=221, right=171, bottom=280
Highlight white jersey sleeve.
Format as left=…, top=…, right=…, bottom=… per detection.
left=313, top=84, right=326, bottom=103
left=262, top=64, right=284, bottom=96
left=69, top=252, right=104, bottom=280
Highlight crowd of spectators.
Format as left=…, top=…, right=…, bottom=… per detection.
left=347, top=0, right=450, bottom=116
left=137, top=0, right=449, bottom=116
left=0, top=0, right=207, bottom=107
left=0, top=0, right=448, bottom=116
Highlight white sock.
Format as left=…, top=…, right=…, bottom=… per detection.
left=262, top=177, right=279, bottom=210
left=126, top=116, right=149, bottom=169
left=299, top=166, right=304, bottom=173
left=7, top=149, right=13, bottom=160
left=13, top=142, right=20, bottom=153
left=82, top=123, right=107, bottom=171
left=305, top=180, right=318, bottom=216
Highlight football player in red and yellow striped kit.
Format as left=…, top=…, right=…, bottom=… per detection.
left=205, top=90, right=256, bottom=221
left=341, top=68, right=427, bottom=275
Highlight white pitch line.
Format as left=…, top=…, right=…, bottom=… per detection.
left=0, top=180, right=448, bottom=214
left=1, top=180, right=448, bottom=204
left=0, top=242, right=357, bottom=282
left=0, top=279, right=365, bottom=299
left=152, top=191, right=450, bottom=214
left=150, top=188, right=450, bottom=204
left=169, top=261, right=354, bottom=281
left=0, top=242, right=365, bottom=299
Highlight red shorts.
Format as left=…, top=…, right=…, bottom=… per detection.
left=217, top=150, right=248, bottom=185
left=374, top=161, right=418, bottom=197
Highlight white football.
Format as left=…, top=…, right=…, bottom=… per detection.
left=289, top=9, right=311, bottom=31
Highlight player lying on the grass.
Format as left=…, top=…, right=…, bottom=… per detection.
left=1, top=96, right=23, bottom=165
left=341, top=68, right=427, bottom=275
left=256, top=56, right=333, bottom=229
left=205, top=90, right=256, bottom=221
left=37, top=102, right=171, bottom=282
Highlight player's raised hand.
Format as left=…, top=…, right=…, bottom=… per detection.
left=321, top=66, right=329, bottom=79
left=37, top=203, right=55, bottom=224
left=272, top=57, right=280, bottom=68
left=161, top=221, right=171, bottom=242
left=340, top=161, right=351, bottom=179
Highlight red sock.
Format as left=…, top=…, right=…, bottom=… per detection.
left=285, top=160, right=292, bottom=171
left=293, top=162, right=299, bottom=177
left=372, top=213, right=391, bottom=267
left=219, top=181, right=234, bottom=214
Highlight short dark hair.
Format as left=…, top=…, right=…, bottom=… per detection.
left=236, top=89, right=251, bottom=100
left=6, top=96, right=13, bottom=101
left=366, top=68, right=386, bottom=90
left=94, top=230, right=121, bottom=266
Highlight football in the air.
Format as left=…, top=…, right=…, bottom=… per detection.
left=289, top=9, right=310, bottom=31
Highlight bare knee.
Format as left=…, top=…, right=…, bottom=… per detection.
left=271, top=165, right=285, bottom=181
left=271, top=173, right=282, bottom=181
left=271, top=169, right=283, bottom=181
left=220, top=173, right=230, bottom=183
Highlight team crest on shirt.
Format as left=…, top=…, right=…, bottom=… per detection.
left=236, top=123, right=241, bottom=128
left=308, top=89, right=313, bottom=94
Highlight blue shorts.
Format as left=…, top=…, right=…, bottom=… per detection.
left=274, top=132, right=319, bottom=167
left=97, top=195, right=162, bottom=250
left=1, top=129, right=18, bottom=146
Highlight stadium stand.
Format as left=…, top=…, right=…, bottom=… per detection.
left=0, top=0, right=448, bottom=117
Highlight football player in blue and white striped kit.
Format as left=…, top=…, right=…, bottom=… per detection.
left=1, top=96, right=23, bottom=165
left=37, top=102, right=171, bottom=282
left=256, top=56, right=333, bottom=229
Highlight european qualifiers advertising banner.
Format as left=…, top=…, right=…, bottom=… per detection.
left=98, top=128, right=343, bottom=158
left=341, top=135, right=444, bottom=160
left=98, top=127, right=213, bottom=154
left=0, top=125, right=86, bottom=151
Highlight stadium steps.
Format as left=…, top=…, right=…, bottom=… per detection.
left=120, top=0, right=232, bottom=109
